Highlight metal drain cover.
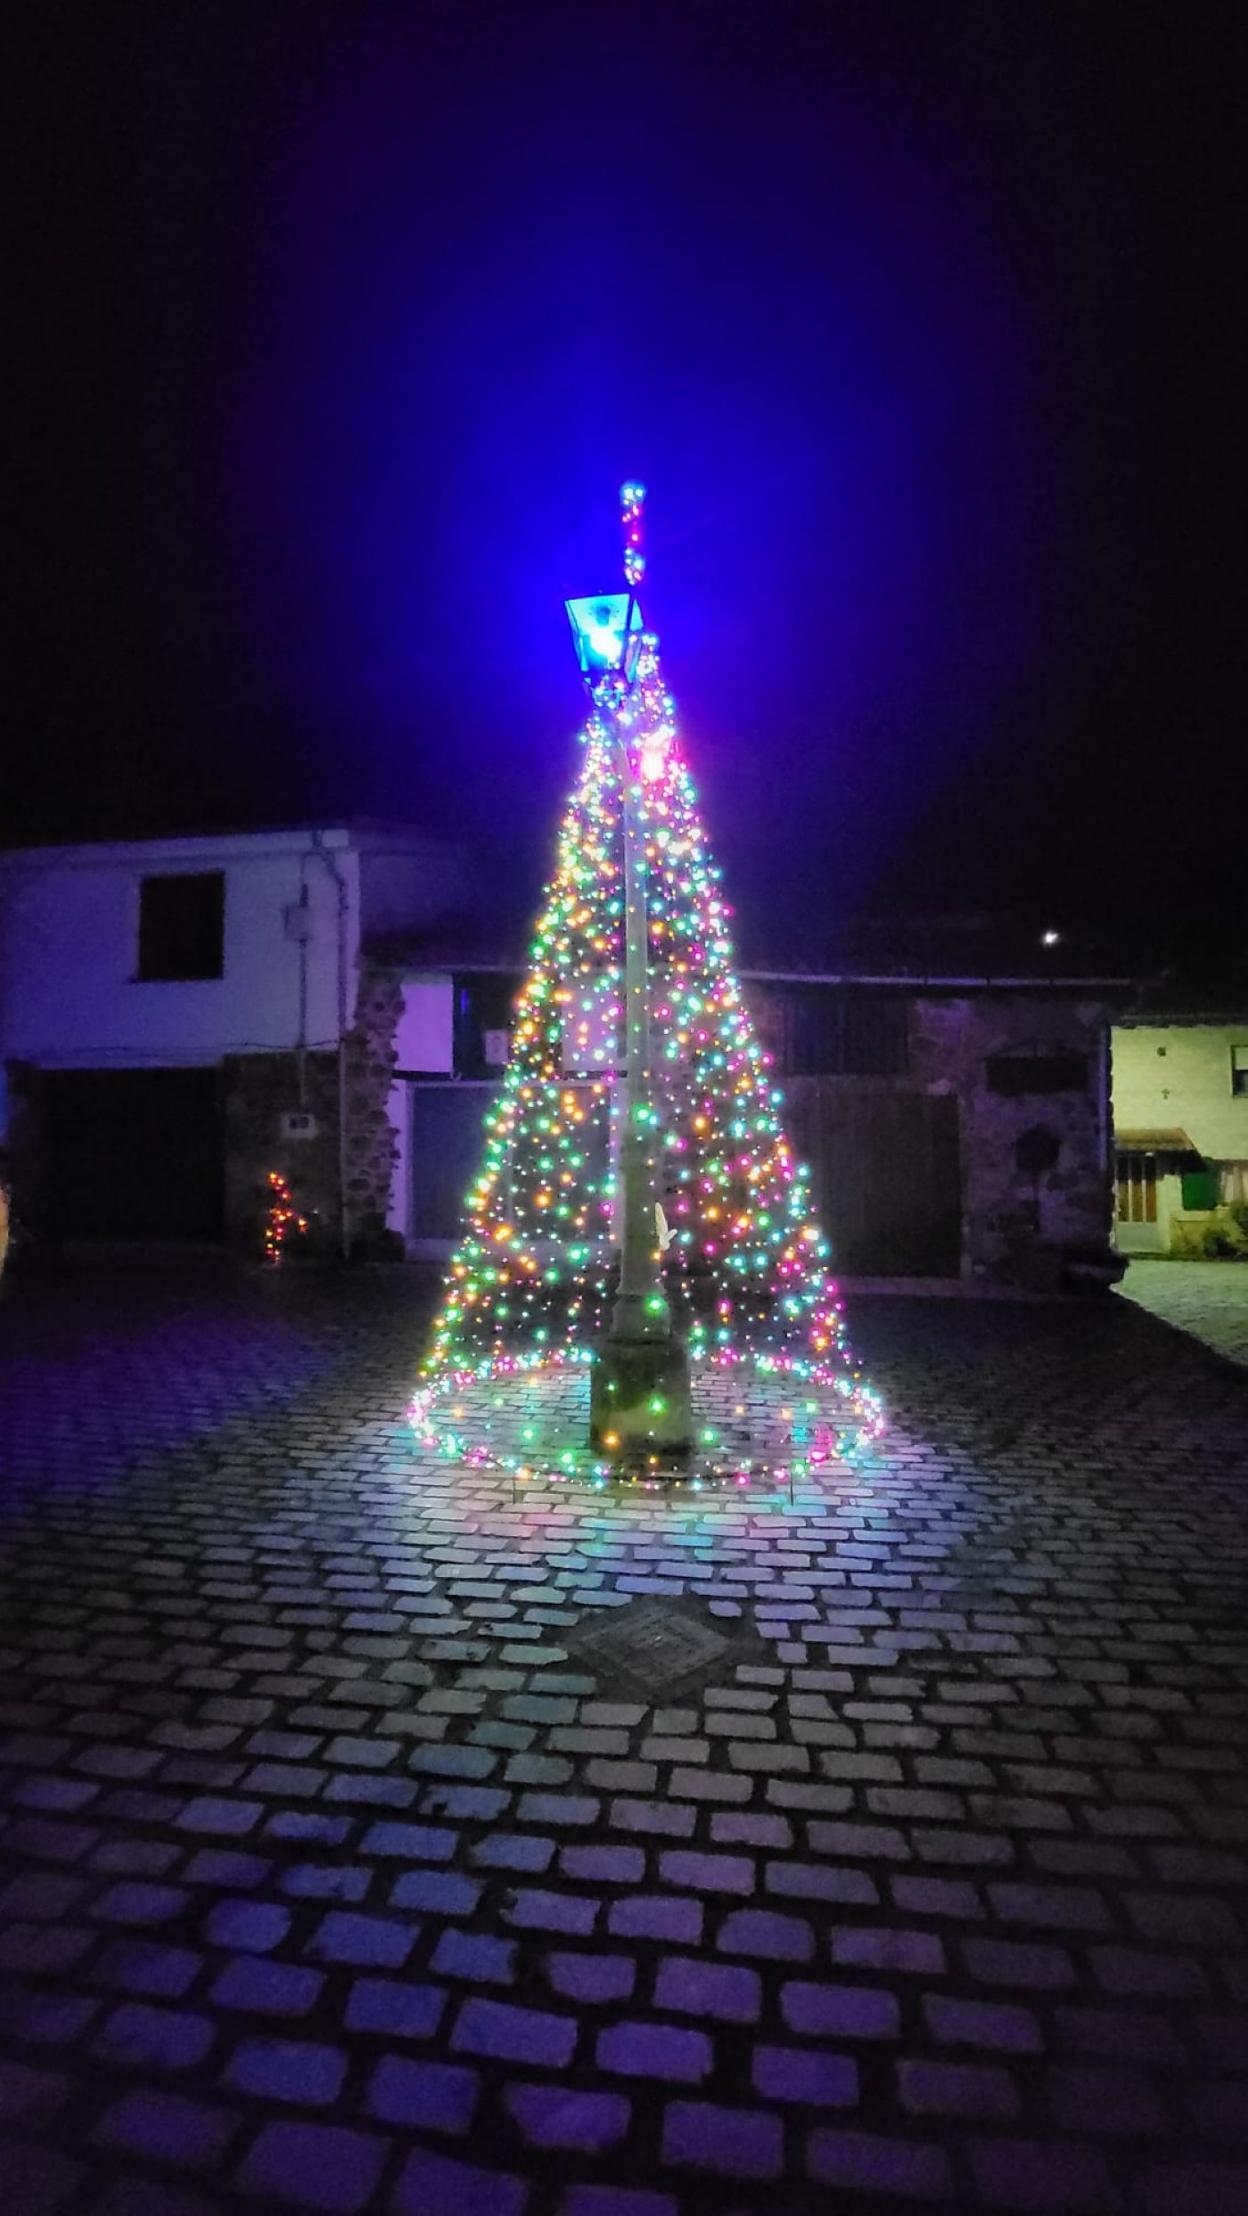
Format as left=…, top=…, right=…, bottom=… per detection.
left=565, top=1595, right=763, bottom=1700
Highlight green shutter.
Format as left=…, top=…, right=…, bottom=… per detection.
left=1180, top=1168, right=1219, bottom=1211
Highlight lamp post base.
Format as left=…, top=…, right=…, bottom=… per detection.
left=589, top=1333, right=694, bottom=1458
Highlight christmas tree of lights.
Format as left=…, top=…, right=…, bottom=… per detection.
left=413, top=486, right=881, bottom=1479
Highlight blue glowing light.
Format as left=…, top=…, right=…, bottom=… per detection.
left=565, top=593, right=644, bottom=677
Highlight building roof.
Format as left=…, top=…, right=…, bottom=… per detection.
left=0, top=819, right=459, bottom=868
left=367, top=909, right=1142, bottom=991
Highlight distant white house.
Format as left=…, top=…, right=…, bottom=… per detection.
left=1112, top=1021, right=1248, bottom=1253
left=0, top=824, right=467, bottom=1249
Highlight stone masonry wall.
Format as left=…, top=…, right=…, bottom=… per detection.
left=223, top=1050, right=342, bottom=1253
left=342, top=966, right=404, bottom=1251
left=223, top=967, right=404, bottom=1257
left=913, top=995, right=1113, bottom=1286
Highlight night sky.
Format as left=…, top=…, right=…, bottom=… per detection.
left=10, top=2, right=1242, bottom=966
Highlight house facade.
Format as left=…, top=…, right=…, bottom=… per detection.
left=378, top=921, right=1134, bottom=1289
left=1, top=847, right=1138, bottom=1288
left=1111, top=1021, right=1248, bottom=1255
left=0, top=825, right=467, bottom=1254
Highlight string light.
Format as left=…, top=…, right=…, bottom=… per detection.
left=412, top=489, right=883, bottom=1478
left=263, top=1170, right=308, bottom=1265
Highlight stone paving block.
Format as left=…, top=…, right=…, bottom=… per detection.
left=924, top=1993, right=1043, bottom=2051
left=964, top=1937, right=1078, bottom=1989
left=807, top=2127, right=953, bottom=2198
left=212, top=1956, right=324, bottom=2017
left=225, top=2036, right=348, bottom=2106
left=659, top=1849, right=754, bottom=1895
left=430, top=1928, right=517, bottom=1984
left=92, top=2088, right=239, bottom=2169
left=717, top=1907, right=814, bottom=1960
left=505, top=2081, right=630, bottom=2150
left=344, top=1974, right=446, bottom=2040
left=203, top=1897, right=291, bottom=1952
left=391, top=2144, right=528, bottom=2216
left=366, top=2053, right=478, bottom=2131
left=359, top=1819, right=455, bottom=1860
left=559, top=2190, right=675, bottom=2216
left=95, top=1939, right=203, bottom=1999
left=91, top=2002, right=216, bottom=2072
left=752, top=2042, right=858, bottom=2105
left=233, top=2119, right=390, bottom=2212
left=654, top=1955, right=761, bottom=2023
left=544, top=1950, right=637, bottom=2004
left=832, top=1925, right=947, bottom=1975
left=767, top=1856, right=878, bottom=1905
left=391, top=1869, right=482, bottom=1915
left=306, top=1909, right=418, bottom=1968
left=782, top=1979, right=901, bottom=2039
left=661, top=2097, right=783, bottom=2178
left=899, top=2057, right=1020, bottom=2121
left=598, top=2021, right=712, bottom=2083
left=452, top=1995, right=578, bottom=2067
left=609, top=1894, right=703, bottom=1944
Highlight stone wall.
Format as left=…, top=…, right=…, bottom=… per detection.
left=342, top=966, right=404, bottom=1251
left=223, top=1050, right=342, bottom=1254
left=913, top=995, right=1113, bottom=1286
left=222, top=965, right=404, bottom=1257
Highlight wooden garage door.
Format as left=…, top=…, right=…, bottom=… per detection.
left=44, top=1068, right=224, bottom=1241
left=784, top=1083, right=962, bottom=1276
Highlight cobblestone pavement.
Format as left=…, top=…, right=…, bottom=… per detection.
left=1, top=1266, right=1247, bottom=2216
left=1117, top=1258, right=1248, bottom=1370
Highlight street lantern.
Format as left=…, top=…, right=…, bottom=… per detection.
left=565, top=593, right=644, bottom=680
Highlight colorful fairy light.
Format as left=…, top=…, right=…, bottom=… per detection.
left=412, top=488, right=883, bottom=1479
left=263, top=1170, right=309, bottom=1265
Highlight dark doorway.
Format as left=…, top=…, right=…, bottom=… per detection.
left=44, top=1068, right=224, bottom=1240
left=406, top=1082, right=504, bottom=1250
left=785, top=1084, right=963, bottom=1275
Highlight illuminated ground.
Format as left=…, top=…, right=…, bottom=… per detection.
left=1, top=1264, right=1246, bottom=2214
left=1117, top=1257, right=1248, bottom=1370
left=414, top=1363, right=872, bottom=1492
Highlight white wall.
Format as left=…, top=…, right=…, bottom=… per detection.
left=1112, top=1024, right=1248, bottom=1160
left=385, top=977, right=454, bottom=1238
left=392, top=977, right=454, bottom=1074
left=0, top=832, right=360, bottom=1068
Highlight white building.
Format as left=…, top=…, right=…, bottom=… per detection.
left=1112, top=1021, right=1248, bottom=1253
left=0, top=825, right=467, bottom=1249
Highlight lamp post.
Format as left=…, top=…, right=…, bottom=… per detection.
left=566, top=485, right=693, bottom=1460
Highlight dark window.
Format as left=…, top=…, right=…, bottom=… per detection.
left=986, top=1053, right=1088, bottom=1096
left=760, top=987, right=909, bottom=1076
left=138, top=873, right=225, bottom=981
left=1232, top=1046, right=1248, bottom=1097
left=453, top=972, right=520, bottom=1077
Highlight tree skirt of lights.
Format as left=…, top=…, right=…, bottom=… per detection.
left=410, top=1353, right=884, bottom=1492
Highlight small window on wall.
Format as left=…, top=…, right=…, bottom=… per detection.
left=1231, top=1045, right=1248, bottom=1097
left=137, top=873, right=225, bottom=981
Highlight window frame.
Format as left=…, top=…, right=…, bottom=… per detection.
left=135, top=870, right=226, bottom=984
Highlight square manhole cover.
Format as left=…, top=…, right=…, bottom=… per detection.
left=565, top=1595, right=763, bottom=1700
